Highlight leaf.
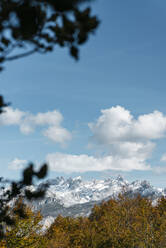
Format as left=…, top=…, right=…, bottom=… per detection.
left=70, top=46, right=79, bottom=60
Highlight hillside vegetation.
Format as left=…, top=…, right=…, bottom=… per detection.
left=1, top=194, right=166, bottom=247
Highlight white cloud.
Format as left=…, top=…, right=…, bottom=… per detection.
left=87, top=106, right=166, bottom=172
left=0, top=107, right=25, bottom=125
left=43, top=126, right=72, bottom=145
left=5, top=105, right=166, bottom=173
left=8, top=158, right=27, bottom=170
left=160, top=153, right=166, bottom=162
left=46, top=153, right=150, bottom=173
left=106, top=141, right=154, bottom=159
left=20, top=110, right=63, bottom=134
left=0, top=107, right=71, bottom=145
left=89, top=106, right=166, bottom=145
left=40, top=106, right=166, bottom=173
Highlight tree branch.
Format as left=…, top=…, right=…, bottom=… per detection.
left=5, top=48, right=38, bottom=62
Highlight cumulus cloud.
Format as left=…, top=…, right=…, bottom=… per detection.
left=89, top=106, right=166, bottom=145
left=8, top=158, right=27, bottom=170
left=43, top=106, right=166, bottom=173
left=20, top=110, right=63, bottom=134
left=86, top=106, right=166, bottom=172
left=0, top=107, right=71, bottom=145
left=0, top=107, right=25, bottom=125
left=46, top=153, right=150, bottom=173
left=6, top=105, right=166, bottom=173
left=43, top=126, right=71, bottom=145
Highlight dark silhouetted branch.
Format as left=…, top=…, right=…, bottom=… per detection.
left=6, top=48, right=38, bottom=61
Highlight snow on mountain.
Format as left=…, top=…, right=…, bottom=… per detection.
left=40, top=216, right=55, bottom=232
left=1, top=175, right=166, bottom=230
left=43, top=175, right=127, bottom=207
left=33, top=175, right=166, bottom=221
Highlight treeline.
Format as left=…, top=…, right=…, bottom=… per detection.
left=1, top=195, right=166, bottom=247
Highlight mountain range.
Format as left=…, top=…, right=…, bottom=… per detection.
left=30, top=176, right=166, bottom=229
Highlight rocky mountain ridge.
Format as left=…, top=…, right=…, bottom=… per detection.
left=31, top=175, right=166, bottom=229
left=1, top=175, right=165, bottom=230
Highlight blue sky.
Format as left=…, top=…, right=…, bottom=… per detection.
left=1, top=0, right=166, bottom=187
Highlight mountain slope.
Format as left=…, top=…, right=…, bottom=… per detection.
left=33, top=176, right=166, bottom=221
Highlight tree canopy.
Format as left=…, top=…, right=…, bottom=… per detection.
left=45, top=195, right=166, bottom=248
left=0, top=163, right=48, bottom=239
left=1, top=194, right=166, bottom=247
left=0, top=0, right=99, bottom=70
left=0, top=199, right=47, bottom=247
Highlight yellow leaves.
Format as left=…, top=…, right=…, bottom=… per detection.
left=2, top=200, right=47, bottom=248
left=46, top=194, right=166, bottom=248
left=0, top=240, right=6, bottom=248
left=2, top=194, right=166, bottom=248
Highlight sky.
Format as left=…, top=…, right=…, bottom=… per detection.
left=0, top=0, right=166, bottom=187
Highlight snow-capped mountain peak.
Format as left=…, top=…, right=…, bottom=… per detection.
left=17, top=175, right=165, bottom=226
left=35, top=176, right=165, bottom=210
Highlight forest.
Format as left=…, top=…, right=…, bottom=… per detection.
left=1, top=194, right=166, bottom=248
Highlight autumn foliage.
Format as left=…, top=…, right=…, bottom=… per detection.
left=2, top=194, right=166, bottom=247
left=46, top=195, right=166, bottom=248
left=0, top=199, right=47, bottom=248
